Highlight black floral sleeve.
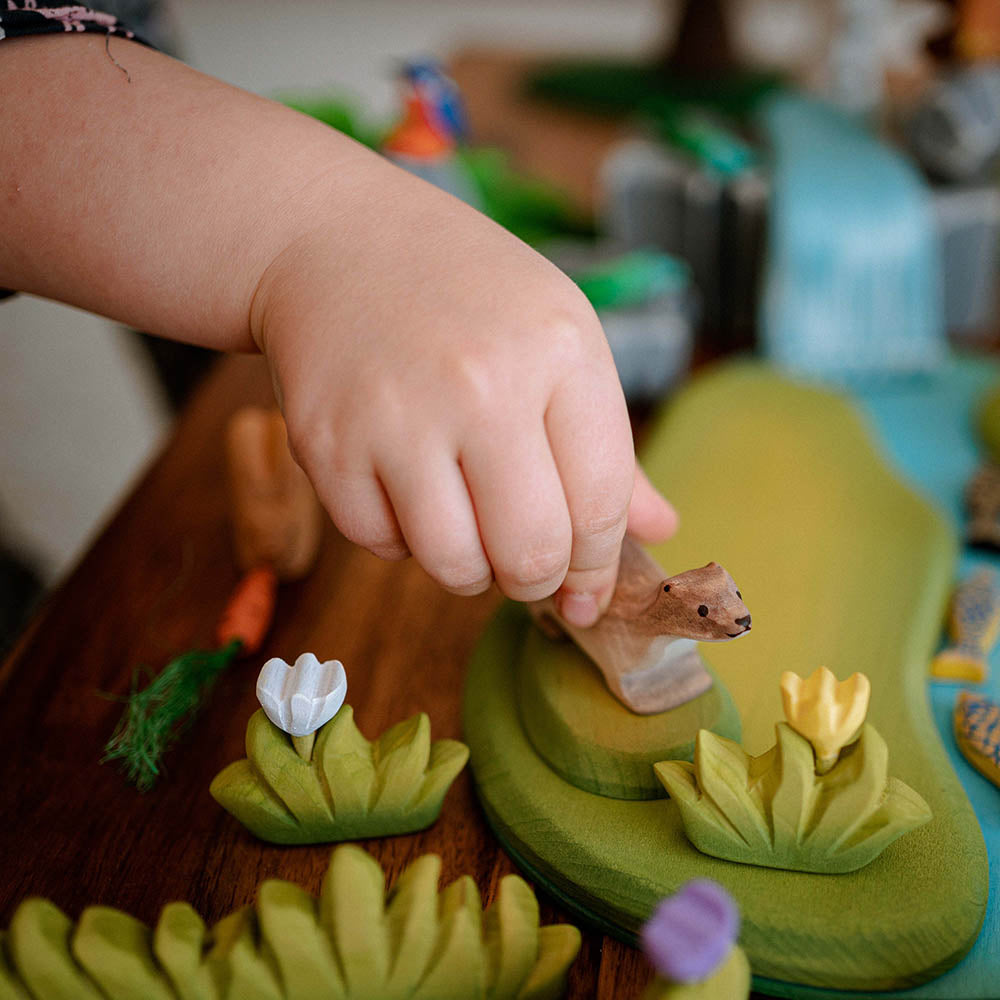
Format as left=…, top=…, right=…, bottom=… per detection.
left=0, top=3, right=150, bottom=47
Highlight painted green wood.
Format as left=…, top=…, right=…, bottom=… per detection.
left=639, top=947, right=751, bottom=1000
left=152, top=904, right=218, bottom=1000
left=0, top=932, right=31, bottom=1000
left=206, top=908, right=284, bottom=999
left=464, top=361, right=989, bottom=992
left=516, top=627, right=741, bottom=799
left=73, top=907, right=175, bottom=1000
left=0, top=845, right=581, bottom=1000
left=7, top=900, right=104, bottom=1000
left=654, top=724, right=932, bottom=873
left=256, top=881, right=346, bottom=998
left=975, top=380, right=1000, bottom=464
left=210, top=707, right=469, bottom=844
left=515, top=926, right=582, bottom=1000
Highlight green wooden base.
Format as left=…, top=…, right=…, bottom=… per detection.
left=464, top=362, right=989, bottom=994
left=516, top=628, right=741, bottom=799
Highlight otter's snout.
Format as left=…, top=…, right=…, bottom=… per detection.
left=726, top=614, right=751, bottom=637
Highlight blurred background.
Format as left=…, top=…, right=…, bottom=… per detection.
left=2, top=0, right=997, bottom=643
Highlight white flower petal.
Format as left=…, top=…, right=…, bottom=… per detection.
left=291, top=652, right=325, bottom=698
left=256, top=654, right=348, bottom=737
left=289, top=691, right=316, bottom=736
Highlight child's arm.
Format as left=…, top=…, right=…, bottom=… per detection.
left=0, top=34, right=676, bottom=625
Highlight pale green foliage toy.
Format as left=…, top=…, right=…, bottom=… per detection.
left=0, top=845, right=581, bottom=1000
left=210, top=706, right=469, bottom=844
left=640, top=948, right=751, bottom=1000
left=654, top=669, right=933, bottom=874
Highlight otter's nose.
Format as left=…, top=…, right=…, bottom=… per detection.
left=735, top=615, right=752, bottom=629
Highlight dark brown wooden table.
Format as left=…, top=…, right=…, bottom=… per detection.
left=0, top=352, right=659, bottom=998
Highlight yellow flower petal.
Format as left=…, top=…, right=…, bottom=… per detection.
left=780, top=667, right=871, bottom=773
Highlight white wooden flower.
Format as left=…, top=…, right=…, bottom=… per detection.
left=256, top=653, right=347, bottom=737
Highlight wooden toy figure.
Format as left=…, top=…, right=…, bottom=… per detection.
left=530, top=536, right=751, bottom=714
left=381, top=60, right=482, bottom=208
left=954, top=691, right=1000, bottom=789
left=211, top=656, right=469, bottom=845
left=930, top=568, right=1000, bottom=683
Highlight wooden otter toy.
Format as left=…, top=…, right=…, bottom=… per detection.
left=530, top=537, right=751, bottom=715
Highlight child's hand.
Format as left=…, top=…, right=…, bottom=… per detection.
left=251, top=161, right=676, bottom=625
left=0, top=36, right=676, bottom=625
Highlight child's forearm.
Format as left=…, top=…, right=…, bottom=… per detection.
left=0, top=34, right=385, bottom=351
left=0, top=32, right=679, bottom=618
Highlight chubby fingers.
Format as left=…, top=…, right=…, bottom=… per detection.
left=543, top=372, right=635, bottom=627
left=375, top=400, right=676, bottom=619
left=377, top=440, right=494, bottom=596
left=361, top=400, right=574, bottom=600
left=287, top=367, right=674, bottom=616
left=550, top=460, right=679, bottom=626
left=545, top=363, right=680, bottom=625
left=454, top=421, right=573, bottom=601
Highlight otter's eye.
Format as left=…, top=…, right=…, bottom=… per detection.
left=663, top=584, right=671, bottom=593
left=698, top=605, right=709, bottom=617
left=736, top=590, right=742, bottom=599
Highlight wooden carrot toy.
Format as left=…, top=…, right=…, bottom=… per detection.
left=529, top=536, right=751, bottom=714
left=103, top=408, right=321, bottom=790
left=930, top=568, right=1000, bottom=683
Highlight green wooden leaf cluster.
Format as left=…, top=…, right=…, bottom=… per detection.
left=0, top=844, right=581, bottom=1000
left=639, top=947, right=751, bottom=1000
left=210, top=707, right=469, bottom=844
left=654, top=724, right=932, bottom=873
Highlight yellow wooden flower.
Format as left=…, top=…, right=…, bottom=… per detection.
left=780, top=667, right=871, bottom=773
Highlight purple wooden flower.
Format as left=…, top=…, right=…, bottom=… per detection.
left=640, top=879, right=740, bottom=983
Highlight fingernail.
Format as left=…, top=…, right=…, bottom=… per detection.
left=558, top=591, right=600, bottom=628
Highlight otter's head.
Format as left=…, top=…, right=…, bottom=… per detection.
left=648, top=562, right=751, bottom=642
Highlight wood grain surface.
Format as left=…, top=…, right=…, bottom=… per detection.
left=0, top=353, right=671, bottom=998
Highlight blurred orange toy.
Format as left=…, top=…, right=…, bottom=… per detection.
left=382, top=60, right=482, bottom=207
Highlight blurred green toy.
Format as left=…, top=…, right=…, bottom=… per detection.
left=977, top=382, right=1000, bottom=464
left=0, top=845, right=582, bottom=1000
left=570, top=250, right=689, bottom=311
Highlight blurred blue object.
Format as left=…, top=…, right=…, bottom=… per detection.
left=401, top=60, right=469, bottom=144
left=758, top=94, right=946, bottom=381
